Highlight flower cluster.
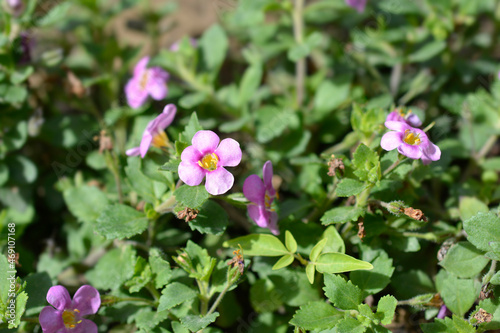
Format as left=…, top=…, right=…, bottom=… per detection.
left=39, top=285, right=100, bottom=333
left=381, top=109, right=441, bottom=164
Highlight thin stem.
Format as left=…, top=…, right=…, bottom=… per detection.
left=383, top=157, right=407, bottom=177
left=293, top=0, right=305, bottom=108
left=294, top=253, right=309, bottom=266
left=482, top=260, right=498, bottom=286
left=206, top=283, right=230, bottom=316
left=476, top=135, right=498, bottom=159
left=146, top=283, right=161, bottom=303
left=197, top=280, right=210, bottom=315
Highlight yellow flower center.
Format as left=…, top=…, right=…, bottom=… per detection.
left=152, top=131, right=169, bottom=149
left=198, top=153, right=219, bottom=171
left=139, top=70, right=150, bottom=90
left=62, top=309, right=82, bottom=329
left=403, top=129, right=421, bottom=145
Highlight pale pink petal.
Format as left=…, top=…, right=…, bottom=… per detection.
left=178, top=161, right=206, bottom=186
left=151, top=67, right=169, bottom=81
left=214, top=138, right=242, bottom=167
left=126, top=147, right=141, bottom=156
left=192, top=130, right=220, bottom=155
left=139, top=131, right=153, bottom=158
left=125, top=79, right=148, bottom=109
left=421, top=142, right=441, bottom=163
left=398, top=144, right=422, bottom=159
left=73, top=319, right=98, bottom=333
left=180, top=145, right=203, bottom=164
left=39, top=306, right=64, bottom=333
left=72, top=285, right=100, bottom=316
left=205, top=167, right=234, bottom=195
left=147, top=78, right=168, bottom=101
left=268, top=211, right=280, bottom=235
left=46, top=286, right=71, bottom=311
left=243, top=175, right=265, bottom=205
left=133, top=57, right=150, bottom=77
left=406, top=113, right=422, bottom=127
left=386, top=111, right=403, bottom=123
left=380, top=131, right=403, bottom=151
left=157, top=104, right=177, bottom=129
left=385, top=121, right=409, bottom=132
left=247, top=204, right=269, bottom=228
left=262, top=160, right=275, bottom=196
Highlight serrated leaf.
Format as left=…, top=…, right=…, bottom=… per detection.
left=85, top=246, right=136, bottom=290
left=149, top=250, right=172, bottom=289
left=321, top=206, right=365, bottom=225
left=8, top=291, right=28, bottom=329
left=95, top=204, right=149, bottom=240
left=310, top=238, right=328, bottom=262
left=439, top=242, right=489, bottom=278
left=306, top=263, right=315, bottom=284
left=352, top=143, right=381, bottom=183
left=323, top=274, right=363, bottom=310
left=285, top=230, right=298, bottom=253
left=375, top=295, right=397, bottom=325
left=181, top=112, right=203, bottom=143
left=334, top=316, right=366, bottom=333
left=335, top=178, right=367, bottom=197
left=350, top=251, right=395, bottom=295
left=63, top=185, right=109, bottom=224
left=315, top=253, right=373, bottom=274
left=272, top=254, right=295, bottom=270
left=289, top=301, right=343, bottom=330
left=181, top=313, right=220, bottom=332
left=158, top=282, right=197, bottom=311
left=459, top=197, right=488, bottom=222
left=223, top=234, right=289, bottom=257
left=463, top=212, right=500, bottom=252
left=189, top=200, right=228, bottom=235
left=174, top=185, right=210, bottom=209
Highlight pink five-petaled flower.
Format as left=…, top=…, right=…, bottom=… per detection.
left=243, top=161, right=279, bottom=235
left=178, top=130, right=242, bottom=195
left=125, top=56, right=169, bottom=109
left=345, top=0, right=367, bottom=12
left=386, top=109, right=422, bottom=128
left=381, top=121, right=441, bottom=165
left=126, top=104, right=176, bottom=158
left=39, top=285, right=100, bottom=333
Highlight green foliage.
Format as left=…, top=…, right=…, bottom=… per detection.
left=321, top=206, right=365, bottom=225
left=335, top=178, right=368, bottom=197
left=86, top=246, right=137, bottom=290
left=323, top=274, right=363, bottom=310
left=314, top=253, right=373, bottom=274
left=188, top=200, right=228, bottom=235
left=174, top=185, right=210, bottom=209
left=63, top=185, right=109, bottom=224
left=289, top=301, right=343, bottom=330
left=435, top=270, right=480, bottom=317
left=96, top=204, right=149, bottom=240
left=464, top=212, right=500, bottom=252
left=158, top=282, right=197, bottom=311
left=224, top=234, right=289, bottom=257
left=439, top=242, right=490, bottom=278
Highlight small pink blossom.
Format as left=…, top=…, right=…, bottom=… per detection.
left=6, top=0, right=24, bottom=16
left=126, top=104, right=176, bottom=158
left=178, top=130, right=242, bottom=195
left=386, top=109, right=422, bottom=128
left=39, top=285, right=100, bottom=333
left=125, top=56, right=169, bottom=109
left=381, top=121, right=441, bottom=165
left=345, top=0, right=367, bottom=12
left=243, top=161, right=279, bottom=235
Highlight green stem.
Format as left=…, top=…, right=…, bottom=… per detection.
left=355, top=184, right=374, bottom=208
left=294, top=253, right=309, bottom=266
left=197, top=280, right=210, bottom=315
left=146, top=283, right=161, bottom=303
left=400, top=231, right=438, bottom=242
left=482, top=260, right=498, bottom=286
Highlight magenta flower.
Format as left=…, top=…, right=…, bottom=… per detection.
left=125, top=56, right=169, bottom=109
left=386, top=109, right=422, bottom=127
left=126, top=104, right=177, bottom=158
left=178, top=130, right=242, bottom=195
left=345, top=0, right=367, bottom=12
left=7, top=0, right=24, bottom=16
left=243, top=161, right=279, bottom=235
left=39, top=285, right=100, bottom=333
left=381, top=121, right=441, bottom=165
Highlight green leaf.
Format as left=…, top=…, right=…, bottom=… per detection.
left=408, top=40, right=446, bottom=63
left=160, top=159, right=181, bottom=172
left=306, top=263, right=315, bottom=284
left=2, top=85, right=28, bottom=104
left=63, top=185, right=109, bottom=224
left=181, top=112, right=203, bottom=143
left=223, top=234, right=289, bottom=257
left=309, top=238, right=328, bottom=262
left=256, top=106, right=299, bottom=143
left=335, top=178, right=368, bottom=197
left=181, top=313, right=220, bottom=332
left=352, top=143, right=381, bottom=183
left=321, top=206, right=365, bottom=225
left=2, top=121, right=27, bottom=152
left=272, top=254, right=295, bottom=270
left=95, top=204, right=149, bottom=240
left=334, top=316, right=366, bottom=333
left=189, top=200, right=228, bottom=235
left=8, top=291, right=28, bottom=329
left=375, top=295, right=397, bottom=325
left=158, top=282, right=197, bottom=311
left=24, top=272, right=52, bottom=316
left=37, top=2, right=72, bottom=26
left=0, top=255, right=13, bottom=307
left=312, top=75, right=351, bottom=121
left=322, top=225, right=345, bottom=254
left=10, top=67, right=34, bottom=85
left=250, top=279, right=283, bottom=313
left=289, top=301, right=343, bottom=330
left=126, top=157, right=165, bottom=203
left=125, top=257, right=152, bottom=293
left=491, top=270, right=500, bottom=285
left=459, top=197, right=488, bottom=222
left=314, top=253, right=373, bottom=274
left=435, top=270, right=480, bottom=317
left=463, top=212, right=500, bottom=252
left=149, top=249, right=172, bottom=289
left=439, top=242, right=490, bottom=278
left=285, top=230, right=298, bottom=253
left=174, top=185, right=210, bottom=209
left=8, top=155, right=37, bottom=184
left=323, top=274, right=363, bottom=310
left=85, top=246, right=136, bottom=290
left=350, top=251, right=395, bottom=295
left=200, top=24, right=228, bottom=70
left=238, top=64, right=262, bottom=106
left=179, top=92, right=207, bottom=109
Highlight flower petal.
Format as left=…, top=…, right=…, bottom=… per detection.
left=268, top=211, right=280, bottom=235
left=139, top=131, right=153, bottom=158
left=406, top=113, right=422, bottom=127
left=386, top=111, right=403, bottom=123
left=214, top=138, right=242, bottom=167
left=73, top=319, right=98, bottom=333
left=157, top=104, right=177, bottom=129
left=133, top=57, right=149, bottom=77
left=262, top=160, right=275, bottom=196
left=72, top=285, right=101, bottom=316
left=421, top=141, right=441, bottom=163
left=192, top=130, right=220, bottom=155
left=126, top=147, right=141, bottom=156
left=397, top=143, right=422, bottom=159
left=125, top=79, right=148, bottom=109
left=178, top=161, right=206, bottom=186
left=147, top=78, right=168, bottom=101
left=243, top=174, right=265, bottom=205
left=247, top=204, right=269, bottom=228
left=380, top=131, right=403, bottom=151
left=385, top=121, right=409, bottom=132
left=47, top=286, right=71, bottom=311
left=180, top=145, right=202, bottom=163
left=39, top=306, right=65, bottom=333
left=205, top=167, right=234, bottom=195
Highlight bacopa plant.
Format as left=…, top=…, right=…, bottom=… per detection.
left=2, top=0, right=500, bottom=332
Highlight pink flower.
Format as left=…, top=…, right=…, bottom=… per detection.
left=345, top=0, right=367, bottom=12
left=7, top=0, right=24, bottom=16
left=178, top=130, right=242, bottom=195
left=39, top=285, right=100, bottom=333
left=243, top=161, right=279, bottom=235
left=386, top=109, right=422, bottom=128
left=126, top=104, right=176, bottom=157
left=125, top=56, right=169, bottom=109
left=381, top=121, right=441, bottom=165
